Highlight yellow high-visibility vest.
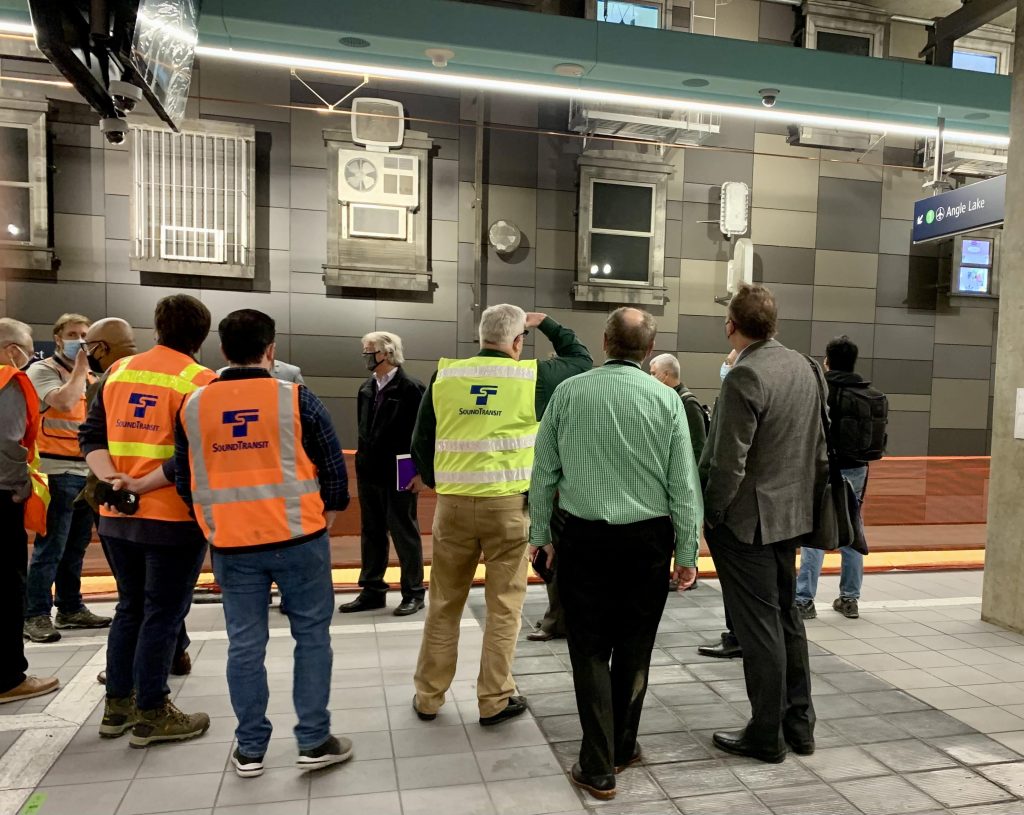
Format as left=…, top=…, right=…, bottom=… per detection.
left=432, top=356, right=539, bottom=496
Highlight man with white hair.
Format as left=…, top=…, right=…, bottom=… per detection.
left=410, top=306, right=591, bottom=726
left=340, top=331, right=427, bottom=616
left=649, top=353, right=707, bottom=465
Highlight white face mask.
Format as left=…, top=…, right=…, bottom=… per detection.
left=720, top=362, right=731, bottom=382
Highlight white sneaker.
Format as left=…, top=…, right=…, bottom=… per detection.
left=296, top=735, right=353, bottom=771
left=232, top=747, right=265, bottom=778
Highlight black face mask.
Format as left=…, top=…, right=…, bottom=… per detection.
left=363, top=352, right=383, bottom=372
left=87, top=354, right=104, bottom=374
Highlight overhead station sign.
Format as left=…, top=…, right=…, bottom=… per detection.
left=912, top=174, right=1006, bottom=243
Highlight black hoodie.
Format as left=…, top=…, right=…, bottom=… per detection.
left=825, top=370, right=870, bottom=470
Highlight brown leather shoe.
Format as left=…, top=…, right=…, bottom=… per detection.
left=526, top=629, right=555, bottom=642
left=171, top=651, right=192, bottom=676
left=0, top=675, right=59, bottom=704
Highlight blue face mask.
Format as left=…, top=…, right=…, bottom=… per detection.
left=720, top=362, right=731, bottom=382
left=62, top=339, right=84, bottom=360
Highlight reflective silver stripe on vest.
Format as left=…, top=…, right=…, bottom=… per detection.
left=42, top=418, right=82, bottom=432
left=434, top=435, right=537, bottom=454
left=436, top=365, right=537, bottom=381
left=185, top=379, right=313, bottom=545
left=434, top=467, right=533, bottom=484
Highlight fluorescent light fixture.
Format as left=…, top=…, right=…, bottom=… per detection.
left=0, top=16, right=1008, bottom=148
left=192, top=45, right=1009, bottom=147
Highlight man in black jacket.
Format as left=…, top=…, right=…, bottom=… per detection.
left=340, top=332, right=427, bottom=616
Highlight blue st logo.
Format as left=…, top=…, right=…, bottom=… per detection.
left=128, top=392, right=158, bottom=418
left=222, top=409, right=260, bottom=438
left=470, top=385, right=499, bottom=406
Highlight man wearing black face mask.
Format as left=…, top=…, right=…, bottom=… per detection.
left=340, top=332, right=427, bottom=615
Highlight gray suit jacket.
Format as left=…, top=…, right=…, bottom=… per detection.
left=699, top=338, right=828, bottom=545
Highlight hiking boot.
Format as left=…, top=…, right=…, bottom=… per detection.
left=0, top=675, right=59, bottom=704
left=23, top=615, right=60, bottom=643
left=296, top=735, right=353, bottom=771
left=99, top=695, right=138, bottom=738
left=130, top=700, right=210, bottom=748
left=796, top=601, right=817, bottom=620
left=55, top=607, right=112, bottom=629
left=833, top=597, right=859, bottom=619
left=171, top=651, right=192, bottom=676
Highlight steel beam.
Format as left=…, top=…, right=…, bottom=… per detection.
left=923, top=0, right=1015, bottom=66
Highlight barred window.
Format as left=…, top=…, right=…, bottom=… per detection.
left=0, top=97, right=51, bottom=272
left=130, top=120, right=255, bottom=278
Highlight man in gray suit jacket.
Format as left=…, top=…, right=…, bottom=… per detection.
left=699, top=284, right=828, bottom=764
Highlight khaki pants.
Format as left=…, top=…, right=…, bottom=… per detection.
left=413, top=493, right=529, bottom=718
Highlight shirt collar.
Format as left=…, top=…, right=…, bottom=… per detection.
left=604, top=359, right=642, bottom=369
left=218, top=366, right=272, bottom=381
left=375, top=367, right=399, bottom=389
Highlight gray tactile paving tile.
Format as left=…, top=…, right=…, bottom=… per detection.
left=797, top=745, right=891, bottom=782
left=834, top=774, right=943, bottom=815
left=906, top=767, right=1015, bottom=808
left=756, top=783, right=861, bottom=815
left=932, top=734, right=1024, bottom=766
left=863, top=739, right=960, bottom=773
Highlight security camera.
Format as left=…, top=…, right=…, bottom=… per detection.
left=99, top=117, right=127, bottom=145
left=109, top=80, right=143, bottom=114
left=759, top=88, right=780, bottom=108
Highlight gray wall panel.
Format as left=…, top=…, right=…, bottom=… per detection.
left=871, top=359, right=934, bottom=395
left=754, top=246, right=816, bottom=286
left=931, top=345, right=993, bottom=380
left=816, top=177, right=881, bottom=253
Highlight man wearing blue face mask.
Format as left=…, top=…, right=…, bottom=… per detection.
left=24, top=313, right=111, bottom=643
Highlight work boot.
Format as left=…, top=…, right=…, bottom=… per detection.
left=99, top=695, right=138, bottom=738
left=23, top=615, right=60, bottom=643
left=130, top=699, right=210, bottom=748
left=55, top=607, right=112, bottom=629
left=171, top=651, right=192, bottom=676
left=833, top=597, right=860, bottom=619
left=796, top=601, right=817, bottom=620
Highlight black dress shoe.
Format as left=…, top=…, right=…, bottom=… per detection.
left=712, top=729, right=787, bottom=763
left=393, top=598, right=424, bottom=617
left=479, top=695, right=528, bottom=727
left=697, top=638, right=743, bottom=659
left=412, top=695, right=436, bottom=722
left=783, top=728, right=815, bottom=755
left=614, top=745, right=642, bottom=774
left=570, top=763, right=616, bottom=800
left=338, top=596, right=386, bottom=614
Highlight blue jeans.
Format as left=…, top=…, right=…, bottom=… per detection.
left=796, top=466, right=868, bottom=604
left=25, top=473, right=93, bottom=618
left=104, top=534, right=207, bottom=708
left=212, top=533, right=335, bottom=756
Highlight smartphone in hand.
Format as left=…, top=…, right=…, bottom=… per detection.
left=94, top=481, right=140, bottom=516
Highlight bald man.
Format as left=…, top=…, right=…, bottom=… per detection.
left=81, top=318, right=191, bottom=683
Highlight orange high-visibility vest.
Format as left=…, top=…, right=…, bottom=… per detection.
left=0, top=365, right=50, bottom=535
left=101, top=346, right=215, bottom=523
left=180, top=377, right=326, bottom=549
left=36, top=357, right=95, bottom=460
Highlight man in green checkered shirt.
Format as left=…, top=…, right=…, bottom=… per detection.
left=528, top=307, right=703, bottom=802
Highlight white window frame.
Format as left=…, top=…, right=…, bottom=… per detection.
left=802, top=1, right=888, bottom=59
left=953, top=31, right=1012, bottom=76
left=129, top=118, right=255, bottom=279
left=0, top=97, right=52, bottom=272
left=586, top=178, right=656, bottom=284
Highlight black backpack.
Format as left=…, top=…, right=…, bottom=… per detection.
left=681, top=390, right=712, bottom=436
left=834, top=383, right=889, bottom=462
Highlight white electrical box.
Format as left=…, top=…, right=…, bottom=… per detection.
left=720, top=181, right=750, bottom=237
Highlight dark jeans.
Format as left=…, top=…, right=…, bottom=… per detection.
left=99, top=534, right=190, bottom=658
left=213, top=533, right=335, bottom=755
left=537, top=576, right=566, bottom=636
left=104, top=534, right=207, bottom=709
left=706, top=523, right=815, bottom=751
left=26, top=472, right=93, bottom=618
left=557, top=512, right=674, bottom=779
left=1, top=492, right=28, bottom=693
left=357, top=478, right=424, bottom=601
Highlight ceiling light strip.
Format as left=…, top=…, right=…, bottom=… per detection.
left=193, top=45, right=1009, bottom=147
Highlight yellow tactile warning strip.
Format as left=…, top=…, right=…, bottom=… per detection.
left=78, top=549, right=985, bottom=598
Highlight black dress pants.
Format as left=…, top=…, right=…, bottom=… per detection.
left=1, top=492, right=29, bottom=693
left=357, top=478, right=425, bottom=602
left=557, top=512, right=674, bottom=779
left=705, top=523, right=815, bottom=750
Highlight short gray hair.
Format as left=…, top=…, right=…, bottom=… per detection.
left=361, top=331, right=405, bottom=366
left=0, top=318, right=32, bottom=350
left=649, top=353, right=680, bottom=379
left=479, top=304, right=526, bottom=347
left=605, top=307, right=656, bottom=363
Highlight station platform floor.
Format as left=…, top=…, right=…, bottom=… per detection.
left=5, top=570, right=1024, bottom=815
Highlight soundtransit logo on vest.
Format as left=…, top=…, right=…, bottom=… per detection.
left=462, top=384, right=502, bottom=416
left=213, top=409, right=269, bottom=453
left=116, top=392, right=161, bottom=432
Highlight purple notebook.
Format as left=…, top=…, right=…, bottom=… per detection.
left=396, top=455, right=418, bottom=491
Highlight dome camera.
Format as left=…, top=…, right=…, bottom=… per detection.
left=99, top=116, right=128, bottom=145
left=759, top=88, right=780, bottom=108
left=109, top=80, right=143, bottom=114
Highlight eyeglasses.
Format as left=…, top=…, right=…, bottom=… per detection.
left=519, top=330, right=529, bottom=339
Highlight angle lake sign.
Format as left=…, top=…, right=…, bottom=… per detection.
left=912, top=174, right=1006, bottom=243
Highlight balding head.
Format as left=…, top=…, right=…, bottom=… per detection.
left=86, top=318, right=136, bottom=372
left=0, top=318, right=33, bottom=370
left=604, top=307, right=657, bottom=364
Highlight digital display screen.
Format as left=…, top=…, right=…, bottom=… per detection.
left=961, top=238, right=992, bottom=266
left=958, top=266, right=990, bottom=294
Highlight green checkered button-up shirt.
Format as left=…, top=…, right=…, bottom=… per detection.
left=528, top=360, right=704, bottom=567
